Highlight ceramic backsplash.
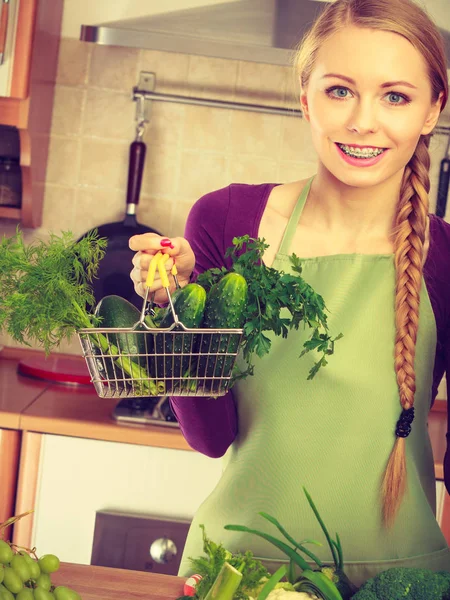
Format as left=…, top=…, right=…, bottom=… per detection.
left=0, top=38, right=449, bottom=386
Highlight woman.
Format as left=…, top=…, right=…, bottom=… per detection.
left=129, top=0, right=450, bottom=586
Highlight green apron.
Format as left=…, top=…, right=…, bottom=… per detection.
left=179, top=176, right=450, bottom=587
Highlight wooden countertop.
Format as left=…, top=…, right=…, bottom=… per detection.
left=0, top=349, right=191, bottom=452
left=52, top=563, right=184, bottom=600
left=0, top=348, right=447, bottom=477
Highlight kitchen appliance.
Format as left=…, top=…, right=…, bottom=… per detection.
left=91, top=510, right=191, bottom=576
left=78, top=105, right=161, bottom=310
left=79, top=0, right=450, bottom=67
left=0, top=125, right=21, bottom=207
left=436, top=135, right=450, bottom=218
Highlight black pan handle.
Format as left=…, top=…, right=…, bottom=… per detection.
left=436, top=157, right=450, bottom=218
left=126, top=140, right=147, bottom=208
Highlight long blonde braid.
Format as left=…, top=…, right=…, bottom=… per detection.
left=382, top=135, right=431, bottom=526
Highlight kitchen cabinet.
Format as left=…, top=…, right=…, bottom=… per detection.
left=0, top=427, right=21, bottom=538
left=0, top=0, right=63, bottom=228
left=13, top=432, right=223, bottom=565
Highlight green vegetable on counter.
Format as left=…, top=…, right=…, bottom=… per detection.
left=351, top=567, right=450, bottom=600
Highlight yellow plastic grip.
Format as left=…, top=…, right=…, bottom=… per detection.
left=145, top=251, right=162, bottom=288
left=171, top=262, right=178, bottom=277
left=158, top=253, right=170, bottom=288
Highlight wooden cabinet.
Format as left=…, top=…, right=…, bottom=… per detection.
left=0, top=427, right=21, bottom=539
left=0, top=0, right=63, bottom=228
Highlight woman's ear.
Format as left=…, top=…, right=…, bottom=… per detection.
left=300, top=89, right=310, bottom=122
left=421, top=91, right=444, bottom=135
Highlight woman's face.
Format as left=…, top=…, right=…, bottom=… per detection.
left=300, top=25, right=442, bottom=188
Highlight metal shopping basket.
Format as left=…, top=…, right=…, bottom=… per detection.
left=78, top=252, right=243, bottom=398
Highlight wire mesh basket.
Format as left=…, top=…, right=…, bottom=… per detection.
left=78, top=321, right=243, bottom=398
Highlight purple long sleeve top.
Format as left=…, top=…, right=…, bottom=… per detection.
left=169, top=183, right=450, bottom=490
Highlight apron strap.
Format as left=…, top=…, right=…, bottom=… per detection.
left=277, top=175, right=314, bottom=256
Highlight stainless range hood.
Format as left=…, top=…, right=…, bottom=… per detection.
left=80, top=0, right=450, bottom=67
left=80, top=0, right=331, bottom=66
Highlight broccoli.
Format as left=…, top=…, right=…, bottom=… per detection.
left=351, top=567, right=450, bottom=600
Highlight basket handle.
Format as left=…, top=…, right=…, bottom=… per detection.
left=139, top=252, right=179, bottom=324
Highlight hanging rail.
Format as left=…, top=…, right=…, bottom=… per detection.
left=133, top=71, right=450, bottom=136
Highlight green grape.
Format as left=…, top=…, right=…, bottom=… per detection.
left=2, top=566, right=23, bottom=594
left=35, top=574, right=52, bottom=592
left=10, top=555, right=32, bottom=582
left=19, top=553, right=41, bottom=580
left=34, top=588, right=55, bottom=600
left=0, top=566, right=4, bottom=584
left=0, top=542, right=13, bottom=566
left=17, top=588, right=35, bottom=600
left=37, top=556, right=60, bottom=575
left=0, top=584, right=15, bottom=600
left=53, top=586, right=81, bottom=600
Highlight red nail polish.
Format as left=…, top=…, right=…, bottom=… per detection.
left=160, top=238, right=174, bottom=249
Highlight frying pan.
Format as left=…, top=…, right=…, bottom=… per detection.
left=79, top=138, right=161, bottom=310
left=436, top=135, right=450, bottom=218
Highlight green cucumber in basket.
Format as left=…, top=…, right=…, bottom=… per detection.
left=156, top=284, right=207, bottom=390
left=93, top=295, right=152, bottom=387
left=200, top=272, right=248, bottom=392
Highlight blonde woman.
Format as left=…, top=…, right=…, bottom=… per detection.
left=129, top=0, right=450, bottom=585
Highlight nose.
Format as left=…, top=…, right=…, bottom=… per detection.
left=346, top=99, right=379, bottom=135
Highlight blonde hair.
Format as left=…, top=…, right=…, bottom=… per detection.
left=295, top=0, right=448, bottom=526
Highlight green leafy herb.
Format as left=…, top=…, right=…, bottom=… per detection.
left=196, top=236, right=343, bottom=380
left=187, top=525, right=269, bottom=600
left=0, top=228, right=107, bottom=352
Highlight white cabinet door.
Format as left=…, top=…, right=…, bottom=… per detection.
left=0, top=0, right=20, bottom=97
left=31, top=434, right=223, bottom=565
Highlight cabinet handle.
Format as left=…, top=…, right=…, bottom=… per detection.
left=0, top=0, right=10, bottom=66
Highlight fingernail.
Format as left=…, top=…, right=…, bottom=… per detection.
left=160, top=238, right=174, bottom=249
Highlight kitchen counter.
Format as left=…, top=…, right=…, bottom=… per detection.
left=0, top=348, right=191, bottom=452
left=52, top=563, right=184, bottom=600
left=0, top=348, right=447, bottom=477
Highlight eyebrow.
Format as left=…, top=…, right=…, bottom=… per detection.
left=321, top=73, right=417, bottom=89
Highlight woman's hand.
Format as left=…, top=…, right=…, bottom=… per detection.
left=129, top=233, right=195, bottom=303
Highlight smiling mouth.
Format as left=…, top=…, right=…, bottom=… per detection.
left=336, top=143, right=387, bottom=158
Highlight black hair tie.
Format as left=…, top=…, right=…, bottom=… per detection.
left=395, top=407, right=415, bottom=438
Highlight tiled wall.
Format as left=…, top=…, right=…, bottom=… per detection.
left=0, top=38, right=449, bottom=364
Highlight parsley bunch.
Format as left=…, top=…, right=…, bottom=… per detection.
left=197, top=236, right=342, bottom=380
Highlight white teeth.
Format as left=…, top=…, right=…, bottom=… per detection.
left=337, top=143, right=385, bottom=158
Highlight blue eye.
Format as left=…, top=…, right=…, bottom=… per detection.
left=386, top=92, right=410, bottom=105
left=326, top=86, right=350, bottom=99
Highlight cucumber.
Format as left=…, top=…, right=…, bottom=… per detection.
left=156, top=284, right=207, bottom=391
left=93, top=295, right=149, bottom=384
left=200, top=273, right=248, bottom=392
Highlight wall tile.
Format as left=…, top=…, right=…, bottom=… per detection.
left=230, top=111, right=283, bottom=159
left=280, top=114, right=317, bottom=163
left=228, top=156, right=278, bottom=184
left=178, top=151, right=229, bottom=200
left=56, top=38, right=91, bottom=87
left=235, top=61, right=287, bottom=106
left=139, top=50, right=190, bottom=95
left=46, top=137, right=81, bottom=186
left=89, top=45, right=140, bottom=91
left=170, top=199, right=196, bottom=238
left=141, top=144, right=181, bottom=197
left=82, top=89, right=135, bottom=140
left=51, top=86, right=85, bottom=136
left=136, top=194, right=173, bottom=237
left=145, top=102, right=185, bottom=148
left=41, top=185, right=77, bottom=233
left=79, top=139, right=130, bottom=189
left=73, top=187, right=128, bottom=239
left=187, top=55, right=238, bottom=101
left=182, top=105, right=232, bottom=152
